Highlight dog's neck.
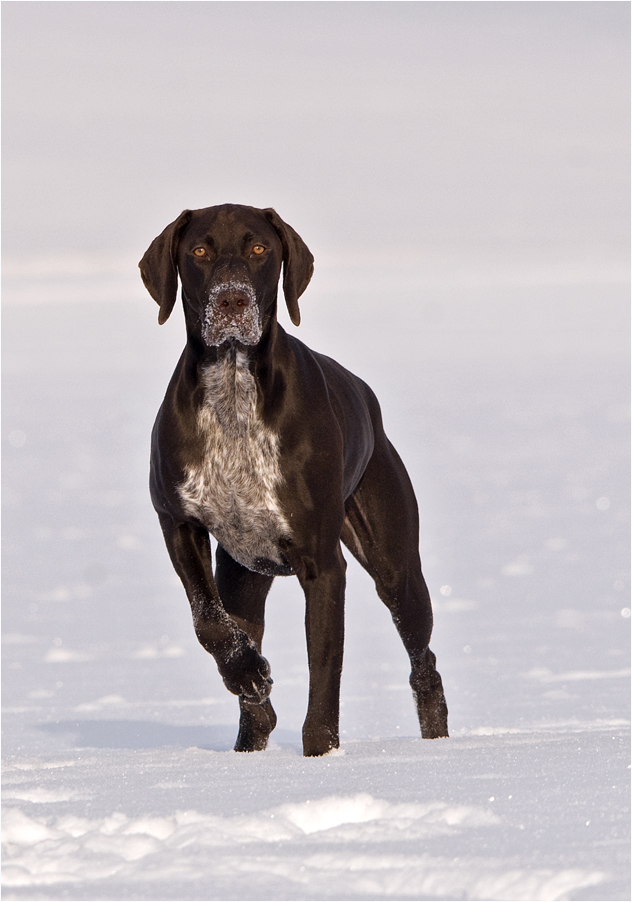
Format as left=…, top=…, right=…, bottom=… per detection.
left=199, top=343, right=258, bottom=435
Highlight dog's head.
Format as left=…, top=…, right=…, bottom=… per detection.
left=139, top=205, right=314, bottom=346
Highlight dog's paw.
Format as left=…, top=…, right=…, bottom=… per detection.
left=217, top=633, right=273, bottom=703
left=302, top=723, right=339, bottom=757
left=234, top=698, right=277, bottom=752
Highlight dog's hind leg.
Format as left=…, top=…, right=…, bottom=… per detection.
left=341, top=438, right=449, bottom=739
left=214, top=545, right=277, bottom=751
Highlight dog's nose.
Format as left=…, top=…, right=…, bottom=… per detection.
left=215, top=289, right=251, bottom=314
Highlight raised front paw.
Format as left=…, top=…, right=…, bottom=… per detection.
left=217, top=633, right=273, bottom=703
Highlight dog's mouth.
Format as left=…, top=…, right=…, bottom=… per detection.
left=202, top=280, right=262, bottom=347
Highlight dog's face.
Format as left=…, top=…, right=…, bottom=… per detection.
left=177, top=206, right=284, bottom=347
left=139, top=204, right=314, bottom=344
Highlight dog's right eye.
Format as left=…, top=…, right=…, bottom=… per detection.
left=193, top=247, right=206, bottom=257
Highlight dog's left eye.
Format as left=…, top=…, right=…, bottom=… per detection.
left=252, top=245, right=266, bottom=256
left=193, top=247, right=206, bottom=257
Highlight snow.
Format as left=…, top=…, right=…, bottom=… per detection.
left=2, top=275, right=629, bottom=900
left=1, top=734, right=627, bottom=901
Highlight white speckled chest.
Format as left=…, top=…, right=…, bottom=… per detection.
left=177, top=350, right=291, bottom=572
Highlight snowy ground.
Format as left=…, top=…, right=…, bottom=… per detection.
left=2, top=267, right=630, bottom=900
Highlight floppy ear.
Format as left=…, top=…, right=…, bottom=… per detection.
left=262, top=208, right=314, bottom=327
left=139, top=210, right=192, bottom=324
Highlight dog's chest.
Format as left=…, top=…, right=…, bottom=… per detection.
left=177, top=352, right=290, bottom=573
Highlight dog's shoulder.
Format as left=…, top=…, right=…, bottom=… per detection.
left=287, top=336, right=381, bottom=429
left=282, top=333, right=374, bottom=403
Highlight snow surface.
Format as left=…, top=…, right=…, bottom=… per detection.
left=1, top=735, right=626, bottom=901
left=2, top=270, right=629, bottom=900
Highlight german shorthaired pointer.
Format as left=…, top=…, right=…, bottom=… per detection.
left=139, top=204, right=448, bottom=756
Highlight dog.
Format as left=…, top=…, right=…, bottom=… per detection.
left=139, top=204, right=448, bottom=756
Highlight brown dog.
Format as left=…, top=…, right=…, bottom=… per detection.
left=140, top=204, right=448, bottom=756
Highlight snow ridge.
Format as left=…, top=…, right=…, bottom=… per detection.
left=2, top=794, right=605, bottom=900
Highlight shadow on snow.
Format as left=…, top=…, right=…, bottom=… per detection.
left=37, top=719, right=302, bottom=752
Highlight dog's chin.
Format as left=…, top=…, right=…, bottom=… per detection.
left=202, top=315, right=262, bottom=349
left=203, top=330, right=261, bottom=349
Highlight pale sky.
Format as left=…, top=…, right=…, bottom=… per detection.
left=3, top=1, right=629, bottom=278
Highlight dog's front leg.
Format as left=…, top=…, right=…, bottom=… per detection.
left=296, top=545, right=347, bottom=757
left=159, top=518, right=273, bottom=704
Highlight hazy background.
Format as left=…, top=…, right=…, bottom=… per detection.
left=3, top=1, right=629, bottom=280
left=3, top=1, right=630, bottom=746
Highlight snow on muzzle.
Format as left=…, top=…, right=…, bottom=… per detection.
left=202, top=279, right=261, bottom=347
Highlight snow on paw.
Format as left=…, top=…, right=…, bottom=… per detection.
left=217, top=633, right=273, bottom=702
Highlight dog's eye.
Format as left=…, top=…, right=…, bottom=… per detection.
left=193, top=247, right=206, bottom=257
left=252, top=245, right=266, bottom=256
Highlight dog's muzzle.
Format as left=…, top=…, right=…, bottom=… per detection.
left=202, top=280, right=262, bottom=347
